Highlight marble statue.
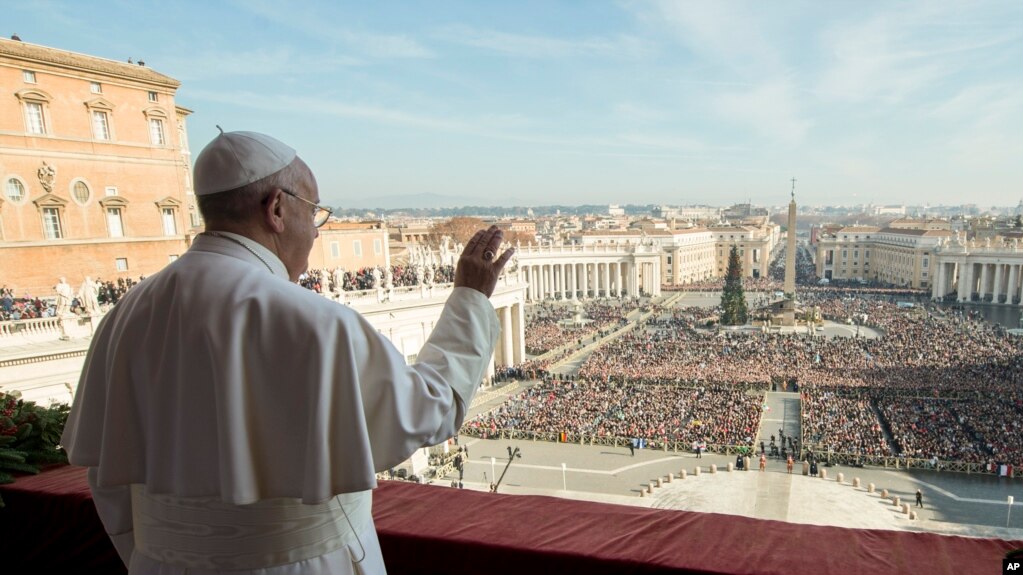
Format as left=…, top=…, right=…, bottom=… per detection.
left=54, top=277, right=74, bottom=317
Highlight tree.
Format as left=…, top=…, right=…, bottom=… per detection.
left=1014, top=215, right=1022, bottom=229
left=720, top=246, right=748, bottom=325
left=426, top=217, right=487, bottom=248
left=427, top=217, right=533, bottom=249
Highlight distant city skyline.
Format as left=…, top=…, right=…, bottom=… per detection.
left=10, top=1, right=1022, bottom=208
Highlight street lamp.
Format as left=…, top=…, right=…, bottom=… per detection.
left=561, top=463, right=567, bottom=491
left=490, top=457, right=496, bottom=485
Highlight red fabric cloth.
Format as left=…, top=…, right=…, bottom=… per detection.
left=373, top=481, right=1021, bottom=575
left=2, top=466, right=1021, bottom=575
left=0, top=465, right=125, bottom=574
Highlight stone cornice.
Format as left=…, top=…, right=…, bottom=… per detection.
left=1, top=38, right=180, bottom=89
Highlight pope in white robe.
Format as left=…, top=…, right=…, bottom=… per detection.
left=60, top=130, right=514, bottom=575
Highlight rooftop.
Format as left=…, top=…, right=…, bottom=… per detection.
left=0, top=37, right=180, bottom=88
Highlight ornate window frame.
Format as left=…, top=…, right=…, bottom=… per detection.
left=15, top=88, right=52, bottom=135
left=155, top=196, right=181, bottom=236
left=85, top=97, right=116, bottom=141
left=100, top=196, right=129, bottom=238
left=143, top=106, right=168, bottom=146
left=33, top=193, right=68, bottom=240
left=4, top=175, right=30, bottom=205
left=69, top=178, right=93, bottom=206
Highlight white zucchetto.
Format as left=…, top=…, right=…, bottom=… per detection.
left=193, top=129, right=297, bottom=196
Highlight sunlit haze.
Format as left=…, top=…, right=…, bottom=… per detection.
left=9, top=0, right=1023, bottom=208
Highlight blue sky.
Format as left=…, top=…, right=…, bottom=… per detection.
left=10, top=0, right=1023, bottom=208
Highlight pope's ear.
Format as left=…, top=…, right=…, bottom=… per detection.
left=263, top=188, right=287, bottom=234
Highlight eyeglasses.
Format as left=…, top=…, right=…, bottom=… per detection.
left=280, top=188, right=332, bottom=228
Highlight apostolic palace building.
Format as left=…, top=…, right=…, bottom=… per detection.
left=0, top=37, right=196, bottom=295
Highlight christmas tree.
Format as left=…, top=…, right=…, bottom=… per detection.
left=720, top=246, right=748, bottom=325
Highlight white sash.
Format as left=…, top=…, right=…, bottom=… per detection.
left=131, top=486, right=371, bottom=570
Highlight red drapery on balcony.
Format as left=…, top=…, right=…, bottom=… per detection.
left=1, top=465, right=1019, bottom=574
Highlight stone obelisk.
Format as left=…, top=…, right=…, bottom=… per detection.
left=781, top=178, right=797, bottom=326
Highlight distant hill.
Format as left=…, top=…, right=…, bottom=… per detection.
left=340, top=193, right=503, bottom=210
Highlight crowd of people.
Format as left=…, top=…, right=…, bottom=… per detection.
left=298, top=264, right=456, bottom=294
left=467, top=285, right=1023, bottom=470
left=1, top=277, right=141, bottom=321
left=462, top=377, right=765, bottom=449
left=523, top=300, right=640, bottom=355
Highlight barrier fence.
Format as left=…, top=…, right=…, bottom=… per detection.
left=460, top=428, right=1018, bottom=478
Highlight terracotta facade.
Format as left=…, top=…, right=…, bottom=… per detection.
left=0, top=38, right=193, bottom=295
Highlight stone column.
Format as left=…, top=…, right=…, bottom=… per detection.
left=957, top=262, right=968, bottom=302
left=502, top=305, right=513, bottom=368
left=993, top=263, right=1003, bottom=304
left=932, top=262, right=942, bottom=300
left=1009, top=264, right=1020, bottom=305
left=980, top=263, right=990, bottom=301
left=966, top=262, right=976, bottom=301
left=562, top=263, right=570, bottom=299
left=537, top=264, right=544, bottom=301
left=513, top=303, right=525, bottom=364
left=538, top=265, right=545, bottom=301
left=526, top=265, right=533, bottom=301
left=612, top=262, right=620, bottom=297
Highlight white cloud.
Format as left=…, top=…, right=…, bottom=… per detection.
left=228, top=0, right=435, bottom=59
left=636, top=0, right=784, bottom=74
left=162, top=47, right=363, bottom=79
left=816, top=4, right=1021, bottom=104
left=434, top=25, right=652, bottom=59
left=714, top=82, right=810, bottom=146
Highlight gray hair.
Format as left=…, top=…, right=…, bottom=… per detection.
left=196, top=160, right=302, bottom=224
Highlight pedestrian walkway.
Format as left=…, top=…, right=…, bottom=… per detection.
left=755, top=391, right=801, bottom=459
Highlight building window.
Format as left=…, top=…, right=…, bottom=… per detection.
left=149, top=118, right=165, bottom=145
left=105, top=186, right=118, bottom=196
left=71, top=180, right=91, bottom=205
left=330, top=241, right=340, bottom=258
left=106, top=207, right=124, bottom=237
left=374, top=238, right=382, bottom=255
left=148, top=91, right=159, bottom=102
left=25, top=101, right=45, bottom=134
left=922, top=258, right=929, bottom=268
left=115, top=258, right=129, bottom=272
left=92, top=110, right=111, bottom=140
left=90, top=81, right=102, bottom=94
left=161, top=208, right=177, bottom=235
left=190, top=210, right=201, bottom=227
left=5, top=177, right=27, bottom=203
left=42, top=207, right=63, bottom=239
left=23, top=70, right=36, bottom=83
left=353, top=240, right=362, bottom=257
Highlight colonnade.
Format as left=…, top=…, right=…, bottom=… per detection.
left=492, top=302, right=526, bottom=368
left=932, top=260, right=1023, bottom=304
left=518, top=257, right=661, bottom=302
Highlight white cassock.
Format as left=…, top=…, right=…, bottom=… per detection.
left=61, top=232, right=500, bottom=574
